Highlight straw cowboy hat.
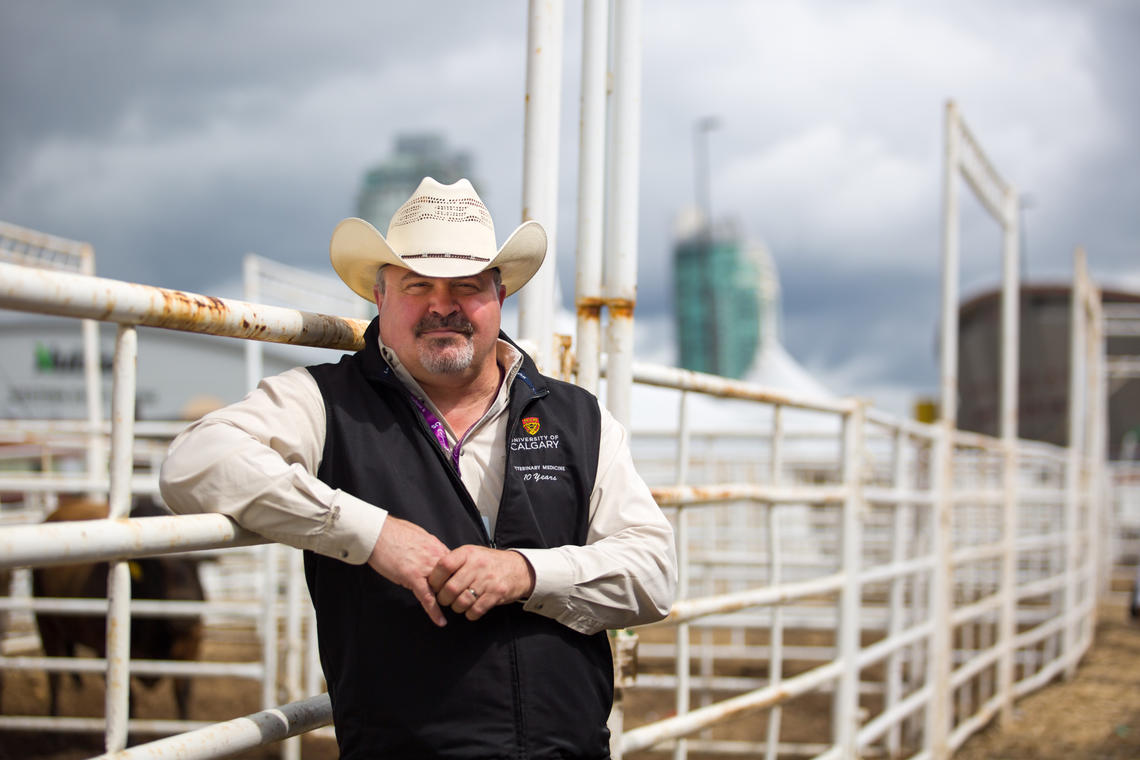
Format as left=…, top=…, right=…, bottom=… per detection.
left=330, top=177, right=547, bottom=301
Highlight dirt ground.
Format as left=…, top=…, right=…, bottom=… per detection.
left=952, top=596, right=1140, bottom=760
left=3, top=595, right=1139, bottom=759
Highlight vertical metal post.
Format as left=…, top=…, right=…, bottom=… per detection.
left=834, top=402, right=865, bottom=756
left=1089, top=274, right=1108, bottom=608
left=282, top=548, right=304, bottom=760
left=1063, top=248, right=1088, bottom=679
left=603, top=0, right=641, bottom=427
left=998, top=186, right=1020, bottom=723
left=928, top=99, right=961, bottom=760
left=939, top=103, right=961, bottom=431
left=885, top=426, right=908, bottom=757
left=906, top=437, right=930, bottom=748
left=764, top=405, right=784, bottom=760
left=262, top=543, right=280, bottom=713
left=1091, top=286, right=1108, bottom=610
left=305, top=603, right=322, bottom=699
left=575, top=0, right=608, bottom=395
left=104, top=323, right=137, bottom=752
left=518, top=0, right=564, bottom=372
left=673, top=391, right=691, bottom=760
left=244, top=254, right=264, bottom=392
left=79, top=245, right=107, bottom=497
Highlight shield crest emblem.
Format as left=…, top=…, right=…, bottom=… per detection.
left=522, top=416, right=540, bottom=435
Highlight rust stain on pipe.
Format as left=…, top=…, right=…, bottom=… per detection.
left=608, top=299, right=636, bottom=320
left=574, top=297, right=636, bottom=320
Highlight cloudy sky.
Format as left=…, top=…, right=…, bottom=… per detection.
left=2, top=1, right=1137, bottom=415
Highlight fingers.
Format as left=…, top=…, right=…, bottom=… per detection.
left=411, top=578, right=448, bottom=628
left=366, top=517, right=450, bottom=627
left=429, top=546, right=534, bottom=621
left=365, top=520, right=534, bottom=626
left=427, top=551, right=464, bottom=599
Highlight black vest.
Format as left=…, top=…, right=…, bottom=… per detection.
left=305, top=319, right=612, bottom=759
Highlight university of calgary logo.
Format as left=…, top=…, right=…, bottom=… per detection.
left=521, top=417, right=541, bottom=435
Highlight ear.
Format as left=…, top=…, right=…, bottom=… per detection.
left=497, top=284, right=506, bottom=306
left=373, top=283, right=384, bottom=310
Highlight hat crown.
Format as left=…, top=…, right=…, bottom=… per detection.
left=329, top=175, right=546, bottom=302
left=385, top=178, right=497, bottom=258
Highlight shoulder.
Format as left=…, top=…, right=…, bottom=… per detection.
left=262, top=366, right=323, bottom=406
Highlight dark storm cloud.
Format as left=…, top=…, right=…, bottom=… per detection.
left=0, top=2, right=530, bottom=292
left=1, top=2, right=1136, bottom=415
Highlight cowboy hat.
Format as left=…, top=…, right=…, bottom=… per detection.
left=330, top=177, right=547, bottom=301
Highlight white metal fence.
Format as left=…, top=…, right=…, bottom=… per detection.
left=0, top=257, right=1110, bottom=760
left=614, top=367, right=1105, bottom=759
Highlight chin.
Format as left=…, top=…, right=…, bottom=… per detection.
left=420, top=342, right=475, bottom=375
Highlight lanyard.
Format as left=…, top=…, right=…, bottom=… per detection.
left=409, top=394, right=462, bottom=474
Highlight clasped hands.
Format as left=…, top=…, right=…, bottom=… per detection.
left=366, top=515, right=536, bottom=627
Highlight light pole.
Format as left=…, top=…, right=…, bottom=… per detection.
left=694, top=116, right=720, bottom=373
left=694, top=116, right=720, bottom=227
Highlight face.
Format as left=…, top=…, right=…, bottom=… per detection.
left=374, top=266, right=505, bottom=382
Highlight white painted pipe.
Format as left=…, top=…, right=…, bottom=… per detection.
left=833, top=404, right=864, bottom=755
left=89, top=694, right=333, bottom=760
left=603, top=0, right=641, bottom=427
left=765, top=404, right=785, bottom=760
left=0, top=261, right=367, bottom=351
left=1063, top=248, right=1088, bottom=680
left=632, top=359, right=855, bottom=414
left=929, top=100, right=961, bottom=760
left=884, top=428, right=908, bottom=757
left=283, top=548, right=304, bottom=760
left=620, top=660, right=844, bottom=755
left=261, top=543, right=280, bottom=713
left=105, top=324, right=138, bottom=753
left=574, top=0, right=608, bottom=394
left=672, top=391, right=691, bottom=760
left=0, top=513, right=264, bottom=569
left=518, top=0, right=564, bottom=372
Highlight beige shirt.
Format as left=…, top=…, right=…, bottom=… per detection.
left=159, top=338, right=676, bottom=635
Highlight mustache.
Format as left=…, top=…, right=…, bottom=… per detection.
left=414, top=313, right=475, bottom=338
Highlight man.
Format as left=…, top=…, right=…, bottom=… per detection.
left=160, top=177, right=677, bottom=759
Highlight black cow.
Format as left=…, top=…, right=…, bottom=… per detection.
left=32, top=495, right=205, bottom=719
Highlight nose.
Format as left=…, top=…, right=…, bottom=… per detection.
left=426, top=283, right=459, bottom=316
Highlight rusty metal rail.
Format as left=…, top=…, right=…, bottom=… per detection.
left=0, top=260, right=367, bottom=351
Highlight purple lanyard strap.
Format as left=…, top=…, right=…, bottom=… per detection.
left=410, top=394, right=462, bottom=474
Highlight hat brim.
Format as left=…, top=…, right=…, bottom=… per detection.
left=330, top=217, right=547, bottom=302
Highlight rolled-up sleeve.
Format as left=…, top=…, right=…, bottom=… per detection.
left=159, top=367, right=385, bottom=564
left=516, top=406, right=677, bottom=634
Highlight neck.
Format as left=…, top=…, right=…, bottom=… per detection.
left=417, top=359, right=504, bottom=434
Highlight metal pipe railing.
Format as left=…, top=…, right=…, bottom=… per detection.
left=90, top=694, right=333, bottom=760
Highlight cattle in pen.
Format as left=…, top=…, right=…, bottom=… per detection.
left=32, top=495, right=205, bottom=719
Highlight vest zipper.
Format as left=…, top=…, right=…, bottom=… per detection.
left=406, top=397, right=495, bottom=546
